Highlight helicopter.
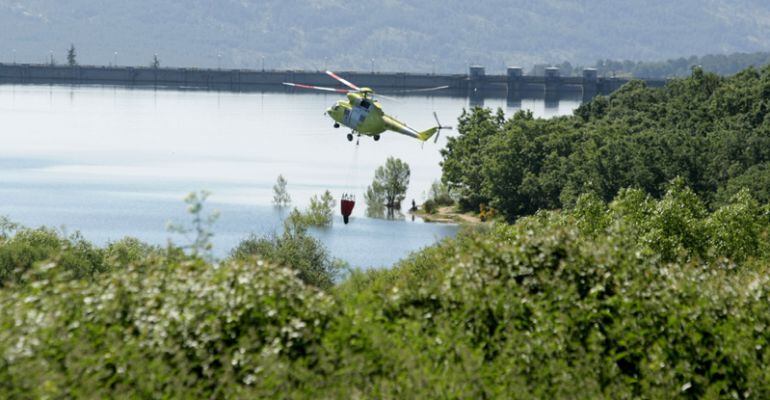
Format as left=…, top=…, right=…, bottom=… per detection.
left=283, top=71, right=452, bottom=143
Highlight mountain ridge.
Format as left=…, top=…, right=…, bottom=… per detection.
left=2, top=0, right=770, bottom=73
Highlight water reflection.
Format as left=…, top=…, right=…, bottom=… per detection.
left=365, top=204, right=405, bottom=221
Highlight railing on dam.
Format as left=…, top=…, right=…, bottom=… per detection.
left=0, top=63, right=668, bottom=102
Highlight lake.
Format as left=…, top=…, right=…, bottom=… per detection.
left=0, top=84, right=580, bottom=268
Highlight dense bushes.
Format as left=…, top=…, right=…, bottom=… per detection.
left=229, top=211, right=342, bottom=289
left=442, top=67, right=770, bottom=221
left=1, top=184, right=769, bottom=398
left=0, top=258, right=334, bottom=398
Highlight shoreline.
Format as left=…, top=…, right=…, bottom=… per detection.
left=411, top=205, right=482, bottom=225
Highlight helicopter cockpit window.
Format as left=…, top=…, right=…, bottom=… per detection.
left=360, top=99, right=371, bottom=109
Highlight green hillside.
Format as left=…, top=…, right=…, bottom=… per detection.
left=3, top=0, right=770, bottom=72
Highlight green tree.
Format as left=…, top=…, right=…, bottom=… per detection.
left=441, top=66, right=770, bottom=221
left=441, top=108, right=505, bottom=211
left=427, top=180, right=455, bottom=207
left=167, top=190, right=220, bottom=260
left=272, top=174, right=291, bottom=207
left=66, top=44, right=77, bottom=67
left=364, top=185, right=386, bottom=218
left=368, top=157, right=410, bottom=210
left=303, top=190, right=335, bottom=227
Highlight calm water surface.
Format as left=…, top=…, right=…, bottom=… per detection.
left=0, top=84, right=579, bottom=268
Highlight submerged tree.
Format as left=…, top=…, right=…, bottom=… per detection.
left=272, top=174, right=291, bottom=207
left=371, top=157, right=410, bottom=209
left=303, top=190, right=335, bottom=227
left=67, top=44, right=77, bottom=67
left=364, top=157, right=410, bottom=219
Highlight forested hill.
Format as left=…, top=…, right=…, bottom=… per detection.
left=441, top=66, right=770, bottom=221
left=2, top=0, right=770, bottom=73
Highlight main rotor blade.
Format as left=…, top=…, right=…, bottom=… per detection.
left=283, top=82, right=350, bottom=94
left=374, top=93, right=402, bottom=102
left=326, top=71, right=361, bottom=91
left=402, top=85, right=450, bottom=93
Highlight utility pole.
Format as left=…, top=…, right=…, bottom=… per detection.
left=114, top=51, right=118, bottom=67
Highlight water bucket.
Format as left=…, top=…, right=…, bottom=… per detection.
left=341, top=194, right=355, bottom=224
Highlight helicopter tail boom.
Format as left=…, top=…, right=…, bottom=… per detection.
left=417, top=127, right=439, bottom=142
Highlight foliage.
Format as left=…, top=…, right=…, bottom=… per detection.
left=594, top=51, right=770, bottom=78
left=272, top=174, right=291, bottom=208
left=1, top=187, right=769, bottom=397
left=0, top=257, right=333, bottom=399
left=0, top=216, right=18, bottom=239
left=284, top=191, right=335, bottom=227
left=716, top=162, right=770, bottom=206
left=422, top=199, right=437, bottom=214
left=0, top=227, right=105, bottom=288
left=366, top=157, right=410, bottom=211
left=304, top=190, right=335, bottom=227
left=166, top=190, right=220, bottom=260
left=442, top=66, right=770, bottom=221
left=441, top=108, right=505, bottom=211
left=66, top=44, right=77, bottom=66
left=427, top=179, right=455, bottom=207
left=229, top=210, right=342, bottom=289
left=363, top=185, right=386, bottom=219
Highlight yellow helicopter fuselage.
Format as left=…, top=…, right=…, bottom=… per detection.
left=325, top=90, right=438, bottom=141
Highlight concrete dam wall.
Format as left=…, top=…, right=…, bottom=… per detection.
left=0, top=63, right=668, bottom=102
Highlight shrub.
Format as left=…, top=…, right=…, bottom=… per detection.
left=0, top=227, right=105, bottom=287
left=422, top=199, right=437, bottom=214
left=229, top=211, right=342, bottom=289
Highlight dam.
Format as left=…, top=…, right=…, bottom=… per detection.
left=0, top=63, right=668, bottom=103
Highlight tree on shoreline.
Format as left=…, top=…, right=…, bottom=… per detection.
left=66, top=44, right=77, bottom=67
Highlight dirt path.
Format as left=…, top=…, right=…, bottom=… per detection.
left=412, top=206, right=482, bottom=224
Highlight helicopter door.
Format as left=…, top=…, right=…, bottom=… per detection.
left=347, top=106, right=368, bottom=129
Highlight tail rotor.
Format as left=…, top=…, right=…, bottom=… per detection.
left=433, top=112, right=453, bottom=144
